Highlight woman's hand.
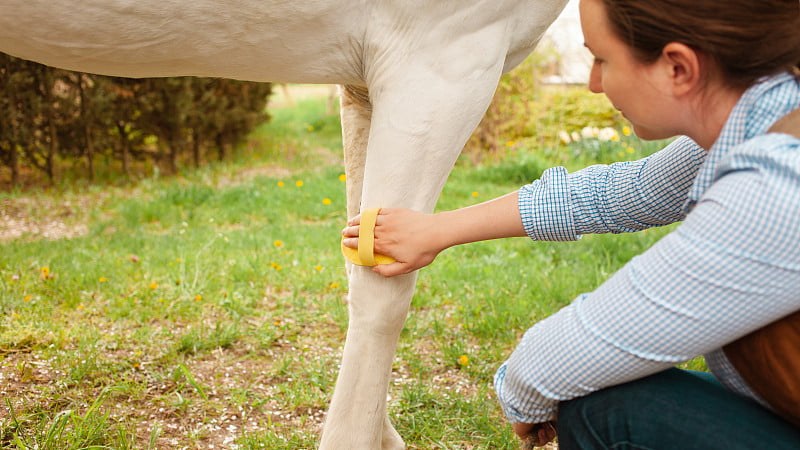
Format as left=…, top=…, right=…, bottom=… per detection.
left=514, top=421, right=558, bottom=449
left=342, top=208, right=448, bottom=276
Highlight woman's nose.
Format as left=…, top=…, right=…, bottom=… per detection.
left=588, top=62, right=603, bottom=93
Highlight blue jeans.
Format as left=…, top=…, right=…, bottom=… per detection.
left=557, top=368, right=800, bottom=449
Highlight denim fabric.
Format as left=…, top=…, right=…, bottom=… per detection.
left=557, top=369, right=800, bottom=450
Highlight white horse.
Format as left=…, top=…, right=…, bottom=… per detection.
left=0, top=0, right=568, bottom=447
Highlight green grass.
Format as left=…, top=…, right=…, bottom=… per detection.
left=0, top=91, right=700, bottom=448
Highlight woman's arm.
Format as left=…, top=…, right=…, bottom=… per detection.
left=496, top=133, right=800, bottom=425
left=342, top=191, right=527, bottom=276
left=343, top=137, right=706, bottom=276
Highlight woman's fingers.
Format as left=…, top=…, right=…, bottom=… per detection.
left=373, top=262, right=412, bottom=277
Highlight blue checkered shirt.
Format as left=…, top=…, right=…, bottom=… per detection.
left=495, top=72, right=800, bottom=425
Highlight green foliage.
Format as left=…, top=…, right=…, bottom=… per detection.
left=0, top=53, right=272, bottom=187
left=468, top=52, right=625, bottom=160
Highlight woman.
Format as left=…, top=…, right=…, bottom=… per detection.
left=343, top=0, right=800, bottom=447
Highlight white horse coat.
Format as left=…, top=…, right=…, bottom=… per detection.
left=0, top=0, right=568, bottom=447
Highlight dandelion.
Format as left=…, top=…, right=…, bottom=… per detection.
left=617, top=151, right=625, bottom=158
left=11, top=312, right=20, bottom=320
left=194, top=294, right=203, bottom=301
left=307, top=125, right=315, bottom=131
left=506, top=140, right=516, bottom=147
left=626, top=147, right=636, bottom=154
left=99, top=277, right=109, bottom=282
left=274, top=240, right=283, bottom=247
left=338, top=174, right=347, bottom=182
left=23, top=295, right=32, bottom=302
left=149, top=283, right=158, bottom=290
left=270, top=262, right=282, bottom=270
left=77, top=304, right=85, bottom=310
left=277, top=181, right=285, bottom=187
left=330, top=282, right=340, bottom=289
left=175, top=279, right=182, bottom=285
left=471, top=192, right=479, bottom=197
left=315, top=265, right=324, bottom=272
left=295, top=180, right=304, bottom=187
left=41, top=267, right=50, bottom=278
left=458, top=355, right=470, bottom=366
left=322, top=198, right=332, bottom=205
left=622, top=125, right=632, bottom=136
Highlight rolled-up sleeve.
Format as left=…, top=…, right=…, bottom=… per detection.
left=518, top=136, right=706, bottom=241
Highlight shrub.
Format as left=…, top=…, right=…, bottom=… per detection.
left=0, top=53, right=272, bottom=188
left=467, top=51, right=625, bottom=160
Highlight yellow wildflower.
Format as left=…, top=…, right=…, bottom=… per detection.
left=295, top=180, right=304, bottom=187
left=98, top=277, right=109, bottom=282
left=626, top=147, right=636, bottom=154
left=622, top=125, right=632, bottom=136
left=23, top=295, right=32, bottom=302
left=338, top=174, right=347, bottom=182
left=471, top=192, right=479, bottom=197
left=149, top=283, right=158, bottom=290
left=277, top=181, right=285, bottom=187
left=274, top=240, right=283, bottom=247
left=195, top=294, right=203, bottom=301
left=458, top=355, right=469, bottom=366
left=322, top=198, right=332, bottom=205
left=330, top=282, right=340, bottom=289
left=315, top=265, right=324, bottom=271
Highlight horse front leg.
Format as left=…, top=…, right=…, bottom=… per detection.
left=320, top=83, right=410, bottom=450
left=320, top=62, right=504, bottom=449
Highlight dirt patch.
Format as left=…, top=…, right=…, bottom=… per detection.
left=0, top=197, right=90, bottom=242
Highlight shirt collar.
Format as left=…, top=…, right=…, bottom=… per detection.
left=685, top=72, right=800, bottom=209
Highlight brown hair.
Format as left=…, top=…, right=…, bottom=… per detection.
left=601, top=0, right=800, bottom=89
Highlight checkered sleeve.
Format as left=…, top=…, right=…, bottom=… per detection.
left=518, top=137, right=706, bottom=241
left=497, top=133, right=800, bottom=425
left=518, top=136, right=706, bottom=241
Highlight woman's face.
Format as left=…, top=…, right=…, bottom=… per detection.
left=579, top=0, right=680, bottom=141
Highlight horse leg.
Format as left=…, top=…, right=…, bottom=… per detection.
left=320, top=60, right=504, bottom=449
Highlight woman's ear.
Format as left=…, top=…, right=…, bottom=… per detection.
left=659, top=42, right=702, bottom=96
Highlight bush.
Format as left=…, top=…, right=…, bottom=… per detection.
left=467, top=51, right=625, bottom=160
left=0, top=53, right=273, bottom=188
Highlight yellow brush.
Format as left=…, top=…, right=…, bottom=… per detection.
left=341, top=207, right=396, bottom=266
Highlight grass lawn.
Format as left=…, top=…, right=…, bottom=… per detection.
left=0, top=90, right=697, bottom=449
